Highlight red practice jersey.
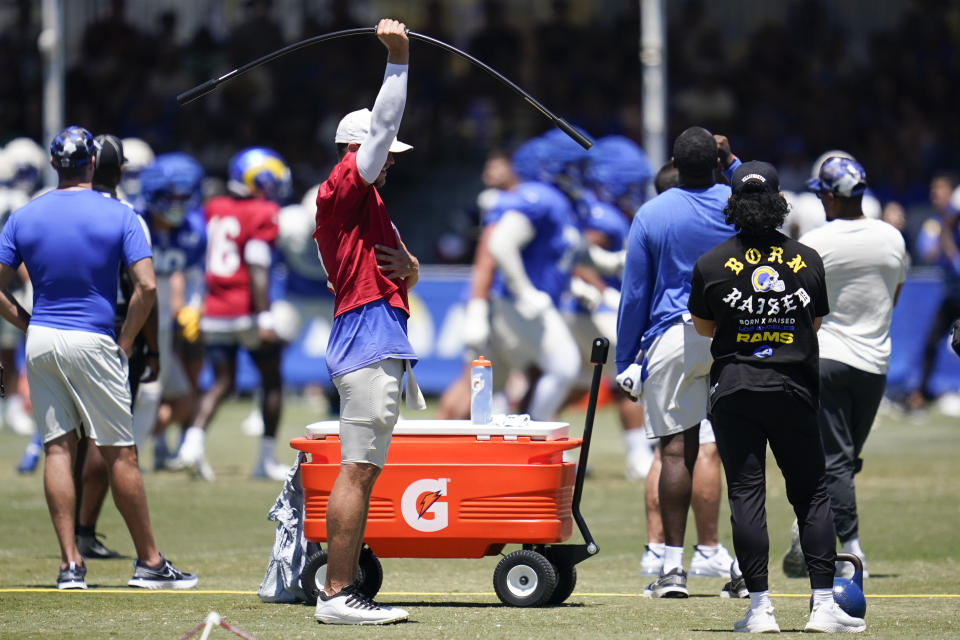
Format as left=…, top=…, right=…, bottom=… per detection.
left=203, top=195, right=279, bottom=318
left=313, top=152, right=409, bottom=318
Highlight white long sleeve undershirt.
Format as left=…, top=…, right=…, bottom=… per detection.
left=356, top=62, right=408, bottom=184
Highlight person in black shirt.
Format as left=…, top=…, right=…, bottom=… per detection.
left=688, top=161, right=865, bottom=633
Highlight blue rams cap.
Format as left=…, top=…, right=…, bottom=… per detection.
left=50, top=126, right=96, bottom=169
left=807, top=156, right=867, bottom=198
left=585, top=135, right=652, bottom=197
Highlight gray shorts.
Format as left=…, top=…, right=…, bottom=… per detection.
left=332, top=358, right=403, bottom=468
left=26, top=325, right=133, bottom=446
left=641, top=318, right=713, bottom=439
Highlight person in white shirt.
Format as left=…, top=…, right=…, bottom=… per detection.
left=783, top=157, right=907, bottom=580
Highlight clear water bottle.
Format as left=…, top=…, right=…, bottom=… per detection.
left=470, top=355, right=493, bottom=425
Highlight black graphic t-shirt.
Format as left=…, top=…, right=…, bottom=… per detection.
left=688, top=231, right=829, bottom=408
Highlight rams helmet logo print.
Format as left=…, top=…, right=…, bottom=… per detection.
left=750, top=265, right=785, bottom=293
left=752, top=345, right=774, bottom=359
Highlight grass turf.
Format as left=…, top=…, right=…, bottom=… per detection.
left=0, top=395, right=958, bottom=638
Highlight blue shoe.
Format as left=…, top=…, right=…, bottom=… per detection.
left=17, top=432, right=42, bottom=474
left=57, top=562, right=87, bottom=590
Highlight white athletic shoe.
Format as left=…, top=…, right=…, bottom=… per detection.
left=690, top=544, right=736, bottom=578
left=251, top=457, right=289, bottom=482
left=174, top=435, right=216, bottom=482
left=640, top=545, right=664, bottom=576
left=734, top=605, right=780, bottom=633
left=804, top=601, right=866, bottom=633
left=314, top=584, right=408, bottom=625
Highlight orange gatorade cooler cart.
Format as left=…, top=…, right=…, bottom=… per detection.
left=290, top=338, right=610, bottom=607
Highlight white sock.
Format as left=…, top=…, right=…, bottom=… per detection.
left=260, top=436, right=276, bottom=462
left=184, top=426, right=205, bottom=449
left=841, top=538, right=864, bottom=558
left=647, top=541, right=666, bottom=555
left=749, top=590, right=772, bottom=611
left=812, top=588, right=834, bottom=607
left=663, top=545, right=684, bottom=573
left=696, top=544, right=719, bottom=556
left=624, top=428, right=648, bottom=453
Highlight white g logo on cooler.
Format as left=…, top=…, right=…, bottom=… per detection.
left=400, top=478, right=450, bottom=532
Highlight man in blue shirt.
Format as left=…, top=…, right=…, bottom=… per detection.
left=616, top=127, right=740, bottom=597
left=0, top=126, right=195, bottom=591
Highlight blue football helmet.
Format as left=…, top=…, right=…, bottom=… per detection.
left=511, top=137, right=553, bottom=183
left=586, top=135, right=653, bottom=213
left=140, top=153, right=205, bottom=227
left=227, top=147, right=292, bottom=203
left=50, top=126, right=96, bottom=169
left=807, top=156, right=867, bottom=198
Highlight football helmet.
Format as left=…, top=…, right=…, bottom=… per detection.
left=140, top=152, right=205, bottom=227
left=3, top=137, right=46, bottom=194
left=227, top=147, right=292, bottom=203
left=586, top=135, right=653, bottom=213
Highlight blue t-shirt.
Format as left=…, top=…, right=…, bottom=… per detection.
left=147, top=208, right=206, bottom=277
left=325, top=298, right=417, bottom=378
left=0, top=189, right=153, bottom=337
left=484, top=181, right=580, bottom=305
left=615, top=183, right=735, bottom=372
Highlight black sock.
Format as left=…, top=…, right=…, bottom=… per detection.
left=76, top=524, right=96, bottom=537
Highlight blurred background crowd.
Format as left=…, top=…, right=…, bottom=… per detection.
left=1, top=0, right=958, bottom=264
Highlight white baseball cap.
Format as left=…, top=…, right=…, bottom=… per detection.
left=335, top=108, right=413, bottom=153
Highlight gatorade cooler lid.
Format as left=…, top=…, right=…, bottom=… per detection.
left=305, top=419, right=570, bottom=441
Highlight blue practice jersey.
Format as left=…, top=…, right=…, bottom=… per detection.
left=583, top=198, right=629, bottom=287
left=0, top=189, right=152, bottom=337
left=485, top=181, right=580, bottom=305
left=615, top=183, right=736, bottom=372
left=147, top=208, right=206, bottom=277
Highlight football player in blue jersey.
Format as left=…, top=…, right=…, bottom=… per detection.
left=136, top=154, right=208, bottom=473
left=484, top=136, right=582, bottom=420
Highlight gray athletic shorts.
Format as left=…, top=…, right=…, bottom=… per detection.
left=641, top=317, right=713, bottom=439
left=332, top=358, right=403, bottom=468
left=26, top=325, right=134, bottom=446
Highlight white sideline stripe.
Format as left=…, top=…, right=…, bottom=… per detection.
left=2, top=588, right=959, bottom=598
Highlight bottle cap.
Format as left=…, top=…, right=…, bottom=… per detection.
left=471, top=355, right=491, bottom=367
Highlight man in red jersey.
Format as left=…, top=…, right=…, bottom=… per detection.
left=173, top=147, right=290, bottom=482
left=310, top=18, right=423, bottom=626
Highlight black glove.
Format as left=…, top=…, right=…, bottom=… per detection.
left=951, top=319, right=960, bottom=357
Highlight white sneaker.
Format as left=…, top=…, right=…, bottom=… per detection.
left=241, top=408, right=264, bottom=436
left=5, top=396, right=35, bottom=436
left=314, top=584, right=408, bottom=625
left=690, top=544, right=735, bottom=578
left=734, top=605, right=780, bottom=633
left=804, top=601, right=866, bottom=633
left=174, top=435, right=215, bottom=481
left=251, top=457, right=289, bottom=481
left=640, top=545, right=664, bottom=577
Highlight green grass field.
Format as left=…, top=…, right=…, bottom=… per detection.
left=0, top=395, right=958, bottom=639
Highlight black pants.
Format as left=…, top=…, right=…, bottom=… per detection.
left=918, top=296, right=960, bottom=398
left=819, top=359, right=886, bottom=543
left=711, top=389, right=836, bottom=592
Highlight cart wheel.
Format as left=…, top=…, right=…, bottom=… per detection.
left=357, top=546, right=383, bottom=599
left=493, top=550, right=558, bottom=607
left=300, top=549, right=328, bottom=606
left=545, top=557, right=577, bottom=605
